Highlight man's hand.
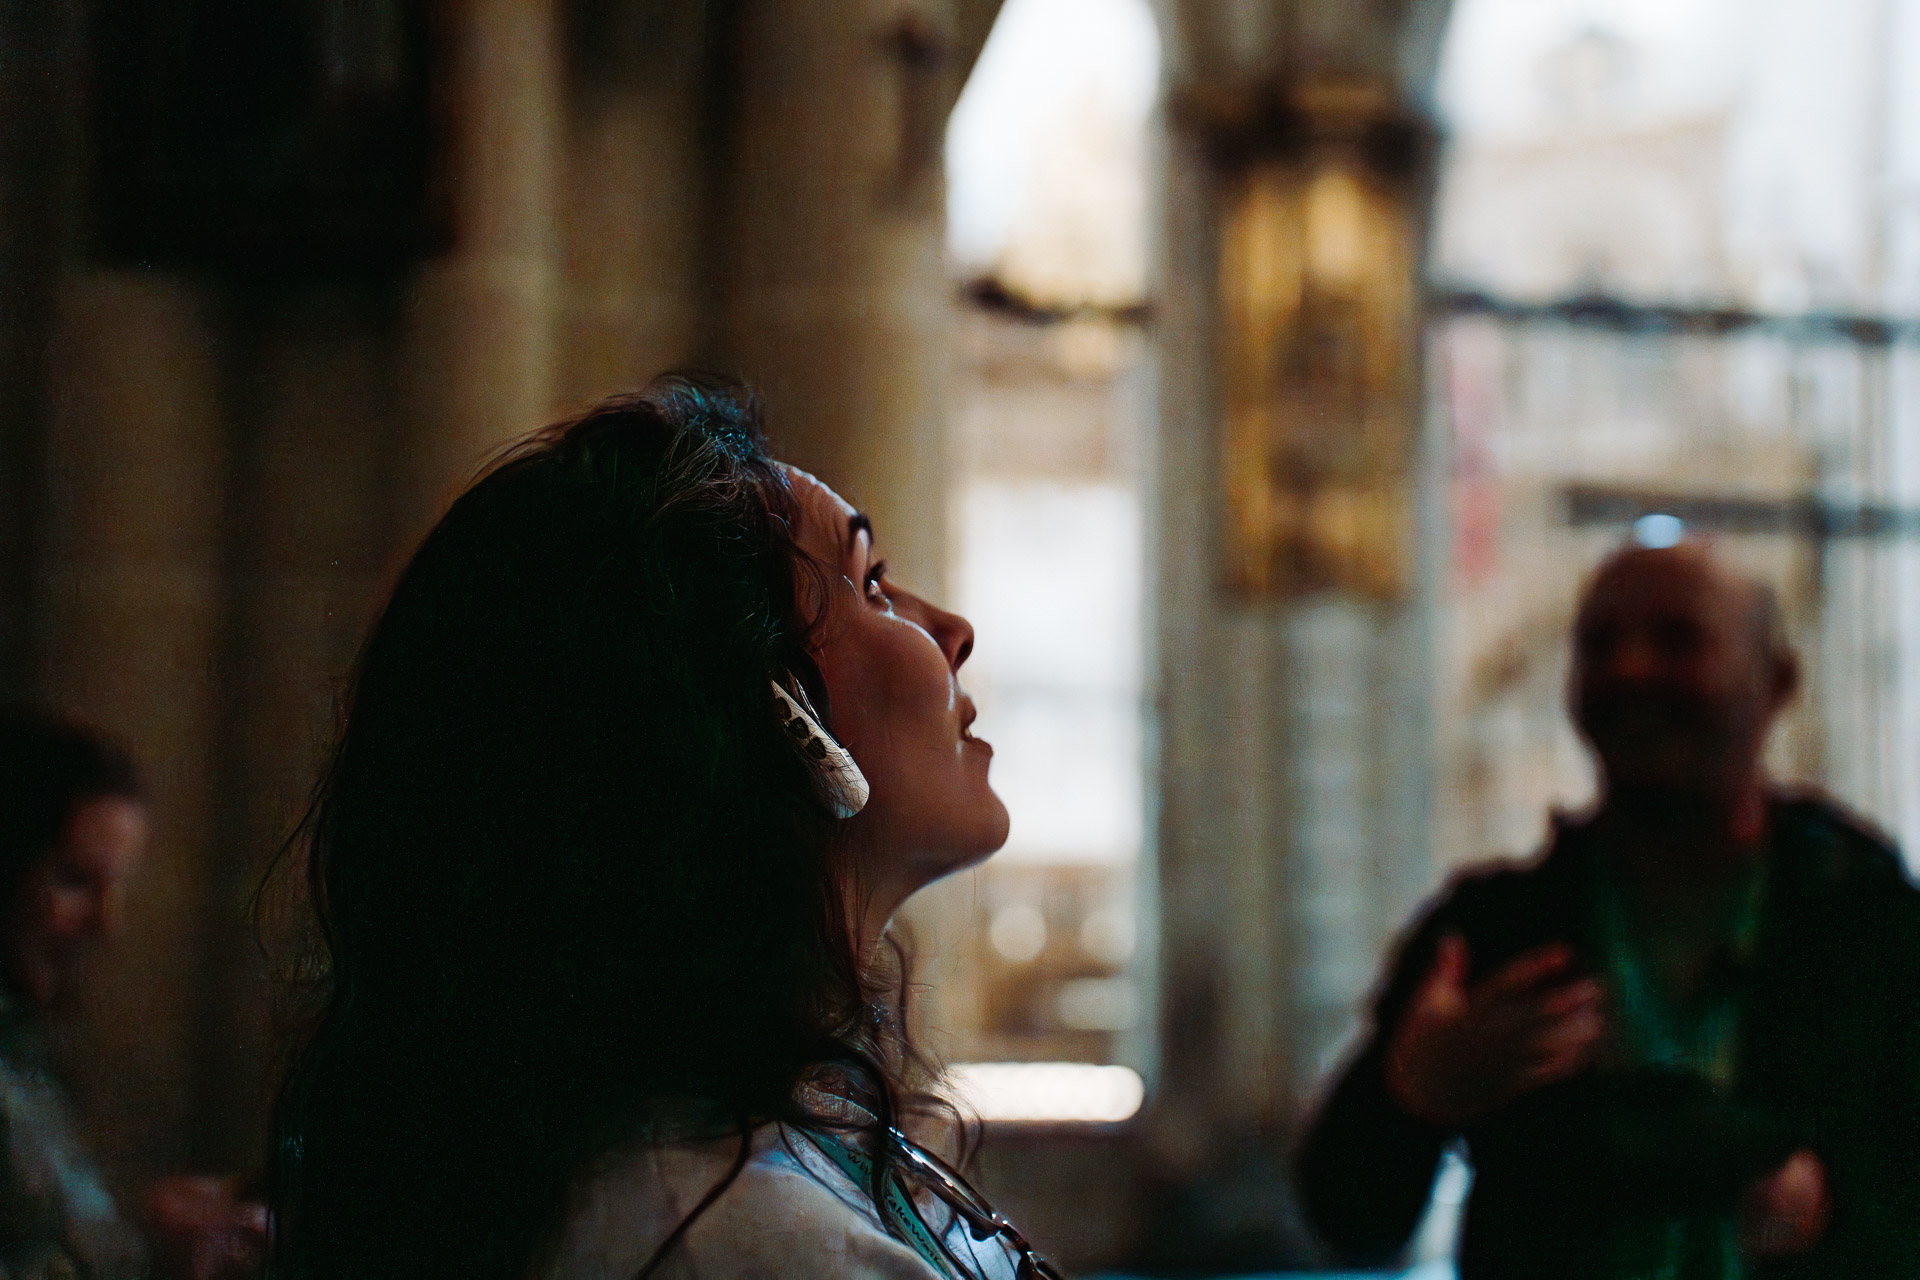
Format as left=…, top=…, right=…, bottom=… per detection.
left=1741, top=1148, right=1828, bottom=1259
left=143, top=1175, right=268, bottom=1280
left=1383, top=934, right=1605, bottom=1128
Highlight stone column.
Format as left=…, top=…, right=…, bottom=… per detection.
left=32, top=0, right=576, bottom=1174
left=398, top=0, right=566, bottom=539
left=552, top=1, right=712, bottom=406
left=718, top=0, right=1000, bottom=596
left=0, top=0, right=82, bottom=699
left=190, top=283, right=416, bottom=1169
left=1146, top=0, right=1452, bottom=1167
left=38, top=273, right=230, bottom=1177
left=180, top=0, right=576, bottom=1169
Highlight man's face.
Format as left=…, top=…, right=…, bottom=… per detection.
left=8, top=796, right=147, bottom=1009
left=1570, top=549, right=1788, bottom=794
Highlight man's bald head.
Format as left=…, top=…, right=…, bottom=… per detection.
left=1582, top=541, right=1792, bottom=668
left=1570, top=540, right=1798, bottom=796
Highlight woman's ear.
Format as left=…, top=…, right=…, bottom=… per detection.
left=772, top=678, right=870, bottom=819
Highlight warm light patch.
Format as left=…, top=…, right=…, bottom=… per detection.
left=946, top=1062, right=1145, bottom=1123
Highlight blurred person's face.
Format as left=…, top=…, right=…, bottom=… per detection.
left=9, top=796, right=148, bottom=1008
left=1570, top=547, right=1794, bottom=796
left=785, top=468, right=1009, bottom=925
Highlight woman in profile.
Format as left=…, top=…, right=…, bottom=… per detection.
left=267, top=375, right=1050, bottom=1280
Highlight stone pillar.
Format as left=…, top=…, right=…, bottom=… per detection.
left=192, top=284, right=416, bottom=1168
left=398, top=0, right=566, bottom=539
left=719, top=0, right=1000, bottom=595
left=552, top=1, right=712, bottom=407
left=38, top=274, right=230, bottom=1177
left=31, top=0, right=575, bottom=1175
left=0, top=0, right=81, bottom=698
left=1146, top=0, right=1452, bottom=1166
left=183, top=0, right=576, bottom=1168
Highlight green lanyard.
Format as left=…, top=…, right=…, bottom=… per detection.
left=799, top=1128, right=958, bottom=1279
left=1596, top=858, right=1766, bottom=1088
left=1592, top=857, right=1768, bottom=1280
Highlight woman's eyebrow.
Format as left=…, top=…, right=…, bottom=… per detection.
left=845, top=513, right=872, bottom=556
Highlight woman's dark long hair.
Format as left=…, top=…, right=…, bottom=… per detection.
left=266, top=375, right=922, bottom=1279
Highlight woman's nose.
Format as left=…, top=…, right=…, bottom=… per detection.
left=924, top=600, right=975, bottom=670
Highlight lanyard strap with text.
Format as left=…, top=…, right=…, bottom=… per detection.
left=800, top=1128, right=958, bottom=1279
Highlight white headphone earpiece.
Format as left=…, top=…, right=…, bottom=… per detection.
left=771, top=678, right=870, bottom=820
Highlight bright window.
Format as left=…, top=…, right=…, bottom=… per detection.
left=908, top=0, right=1159, bottom=1119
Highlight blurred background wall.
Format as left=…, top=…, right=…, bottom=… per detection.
left=8, top=0, right=1920, bottom=1274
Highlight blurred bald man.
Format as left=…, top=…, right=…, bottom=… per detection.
left=1297, top=542, right=1920, bottom=1279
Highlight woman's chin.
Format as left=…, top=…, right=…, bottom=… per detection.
left=976, top=790, right=1012, bottom=857
left=931, top=796, right=1012, bottom=879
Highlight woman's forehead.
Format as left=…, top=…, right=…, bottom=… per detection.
left=780, top=465, right=860, bottom=543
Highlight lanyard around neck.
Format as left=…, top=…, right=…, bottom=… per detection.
left=1595, top=856, right=1767, bottom=1086
left=800, top=1128, right=959, bottom=1279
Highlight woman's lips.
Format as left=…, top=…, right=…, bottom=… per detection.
left=959, top=705, right=990, bottom=753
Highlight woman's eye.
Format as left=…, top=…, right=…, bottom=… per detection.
left=863, top=562, right=889, bottom=602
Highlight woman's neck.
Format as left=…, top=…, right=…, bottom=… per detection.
left=856, top=895, right=903, bottom=967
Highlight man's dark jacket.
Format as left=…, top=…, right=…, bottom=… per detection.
left=1296, top=792, right=1920, bottom=1278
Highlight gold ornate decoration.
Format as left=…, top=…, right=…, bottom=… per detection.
left=1194, top=85, right=1434, bottom=599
